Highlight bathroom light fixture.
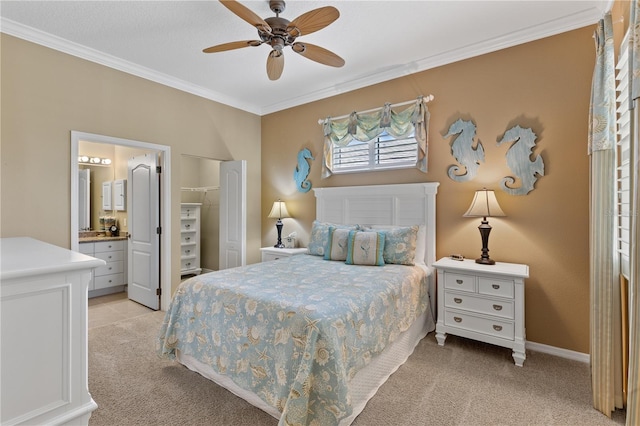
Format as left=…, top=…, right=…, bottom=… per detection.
left=79, top=156, right=111, bottom=166
left=463, top=188, right=506, bottom=265
left=267, top=199, right=291, bottom=248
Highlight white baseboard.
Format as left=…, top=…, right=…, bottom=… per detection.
left=526, top=341, right=590, bottom=363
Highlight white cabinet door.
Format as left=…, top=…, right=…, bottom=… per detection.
left=102, top=181, right=112, bottom=210
left=113, top=179, right=126, bottom=211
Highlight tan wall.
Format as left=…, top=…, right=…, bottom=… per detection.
left=262, top=26, right=597, bottom=353
left=1, top=34, right=262, bottom=296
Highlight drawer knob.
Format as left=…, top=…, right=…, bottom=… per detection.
left=454, top=316, right=462, bottom=323
left=456, top=279, right=464, bottom=284
left=185, top=224, right=191, bottom=229
left=186, top=237, right=191, bottom=241
left=493, top=304, right=503, bottom=311
left=492, top=284, right=500, bottom=289
left=186, top=250, right=191, bottom=254
left=454, top=298, right=462, bottom=304
left=493, top=325, right=503, bottom=331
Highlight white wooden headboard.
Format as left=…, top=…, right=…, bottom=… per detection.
left=313, top=182, right=439, bottom=267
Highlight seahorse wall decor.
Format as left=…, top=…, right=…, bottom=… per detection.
left=497, top=125, right=544, bottom=195
left=444, top=118, right=485, bottom=182
left=294, top=148, right=314, bottom=193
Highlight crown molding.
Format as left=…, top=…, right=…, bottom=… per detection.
left=259, top=5, right=606, bottom=114
left=0, top=18, right=262, bottom=115
left=2, top=2, right=607, bottom=116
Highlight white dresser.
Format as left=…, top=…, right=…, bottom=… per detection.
left=433, top=257, right=529, bottom=366
left=0, top=237, right=105, bottom=425
left=79, top=239, right=127, bottom=298
left=181, top=203, right=202, bottom=275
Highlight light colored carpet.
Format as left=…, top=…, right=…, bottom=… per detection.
left=88, top=311, right=626, bottom=426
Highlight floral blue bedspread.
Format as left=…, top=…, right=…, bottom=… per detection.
left=157, top=254, right=431, bottom=426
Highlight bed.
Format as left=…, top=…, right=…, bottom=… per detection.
left=157, top=182, right=439, bottom=426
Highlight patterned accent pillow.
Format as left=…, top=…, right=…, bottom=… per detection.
left=382, top=225, right=420, bottom=265
left=308, top=221, right=355, bottom=256
left=324, top=227, right=351, bottom=261
left=345, top=230, right=386, bottom=266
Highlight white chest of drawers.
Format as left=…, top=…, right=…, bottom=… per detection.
left=1, top=237, right=105, bottom=425
left=433, top=257, right=529, bottom=366
left=181, top=203, right=202, bottom=276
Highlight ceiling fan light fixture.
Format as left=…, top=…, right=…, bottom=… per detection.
left=205, top=0, right=344, bottom=80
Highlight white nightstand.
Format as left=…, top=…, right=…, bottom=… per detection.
left=260, top=247, right=308, bottom=262
left=433, top=257, right=529, bottom=366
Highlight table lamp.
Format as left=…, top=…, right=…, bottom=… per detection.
left=268, top=199, right=291, bottom=248
left=463, top=188, right=506, bottom=265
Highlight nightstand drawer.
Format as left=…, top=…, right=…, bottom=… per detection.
left=263, top=252, right=285, bottom=262
left=444, top=310, right=515, bottom=340
left=444, top=292, right=514, bottom=319
left=478, top=277, right=514, bottom=298
left=443, top=273, right=475, bottom=292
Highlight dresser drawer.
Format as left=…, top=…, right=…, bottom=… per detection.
left=181, top=206, right=198, bottom=218
left=181, top=244, right=197, bottom=257
left=478, top=277, right=514, bottom=298
left=95, top=260, right=124, bottom=277
left=444, top=292, right=514, bottom=319
left=181, top=232, right=197, bottom=244
left=94, top=250, right=124, bottom=263
left=181, top=258, right=198, bottom=271
left=94, top=240, right=124, bottom=253
left=94, top=273, right=125, bottom=290
left=181, top=219, right=197, bottom=232
left=444, top=310, right=515, bottom=340
left=443, top=272, right=475, bottom=292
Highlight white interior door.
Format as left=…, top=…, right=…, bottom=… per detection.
left=128, top=153, right=160, bottom=310
left=219, top=160, right=246, bottom=269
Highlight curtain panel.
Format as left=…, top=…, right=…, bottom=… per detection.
left=626, top=2, right=640, bottom=424
left=321, top=97, right=430, bottom=178
left=589, top=13, right=623, bottom=418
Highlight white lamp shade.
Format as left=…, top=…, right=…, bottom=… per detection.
left=267, top=200, right=291, bottom=219
left=463, top=189, right=506, bottom=218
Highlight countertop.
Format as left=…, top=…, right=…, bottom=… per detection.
left=79, top=232, right=128, bottom=244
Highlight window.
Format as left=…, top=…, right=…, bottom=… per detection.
left=331, top=131, right=418, bottom=173
left=615, top=33, right=631, bottom=279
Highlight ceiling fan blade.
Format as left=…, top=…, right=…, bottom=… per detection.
left=203, top=40, right=262, bottom=53
left=287, top=6, right=339, bottom=37
left=219, top=0, right=271, bottom=32
left=292, top=42, right=345, bottom=68
left=266, top=50, right=284, bottom=81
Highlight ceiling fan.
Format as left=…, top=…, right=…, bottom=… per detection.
left=203, top=0, right=345, bottom=80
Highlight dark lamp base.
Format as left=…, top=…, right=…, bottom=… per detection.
left=475, top=257, right=495, bottom=265
left=274, top=243, right=285, bottom=248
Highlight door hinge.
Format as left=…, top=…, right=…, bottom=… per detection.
left=156, top=166, right=162, bottom=173
left=156, top=288, right=162, bottom=296
left=156, top=226, right=162, bottom=235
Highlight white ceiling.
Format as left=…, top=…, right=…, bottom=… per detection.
left=1, top=1, right=611, bottom=115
